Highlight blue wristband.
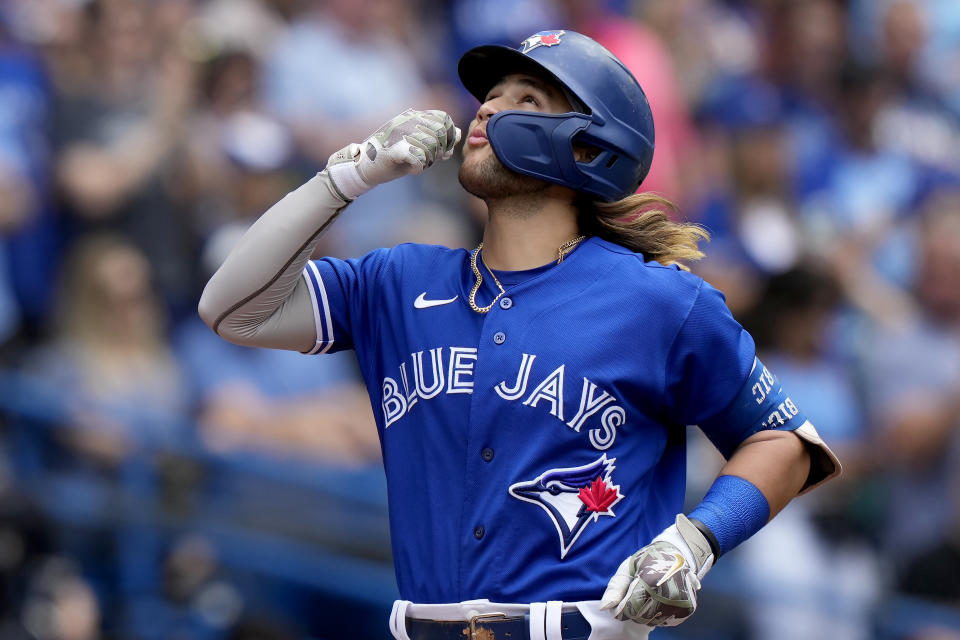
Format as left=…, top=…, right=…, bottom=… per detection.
left=687, top=474, right=770, bottom=557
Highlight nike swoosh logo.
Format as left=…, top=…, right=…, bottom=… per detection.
left=656, top=554, right=685, bottom=587
left=414, top=292, right=458, bottom=309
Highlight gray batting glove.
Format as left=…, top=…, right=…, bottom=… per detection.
left=599, top=514, right=715, bottom=627
left=325, top=109, right=461, bottom=201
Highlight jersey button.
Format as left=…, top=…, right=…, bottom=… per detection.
left=481, top=448, right=494, bottom=462
left=499, top=297, right=513, bottom=310
left=493, top=331, right=506, bottom=345
left=474, top=526, right=485, bottom=540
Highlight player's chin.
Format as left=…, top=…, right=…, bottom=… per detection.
left=458, top=154, right=548, bottom=200
left=457, top=156, right=487, bottom=198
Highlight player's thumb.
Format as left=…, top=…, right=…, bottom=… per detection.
left=442, top=125, right=463, bottom=160
left=599, top=556, right=634, bottom=610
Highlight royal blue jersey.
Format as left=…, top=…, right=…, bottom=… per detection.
left=301, top=237, right=795, bottom=604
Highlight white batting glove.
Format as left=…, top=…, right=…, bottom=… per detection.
left=599, top=514, right=715, bottom=627
left=324, top=109, right=461, bottom=201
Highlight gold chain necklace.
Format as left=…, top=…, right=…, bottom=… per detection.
left=556, top=235, right=587, bottom=263
left=468, top=236, right=586, bottom=314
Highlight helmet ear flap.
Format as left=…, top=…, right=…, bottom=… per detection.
left=570, top=128, right=652, bottom=200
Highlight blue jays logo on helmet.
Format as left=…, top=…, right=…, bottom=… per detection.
left=520, top=30, right=565, bottom=54
left=509, top=455, right=624, bottom=559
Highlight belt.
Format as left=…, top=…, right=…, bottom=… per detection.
left=406, top=610, right=592, bottom=640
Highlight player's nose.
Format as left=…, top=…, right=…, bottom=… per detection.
left=476, top=99, right=499, bottom=122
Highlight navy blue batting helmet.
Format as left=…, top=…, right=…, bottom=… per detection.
left=458, top=30, right=655, bottom=202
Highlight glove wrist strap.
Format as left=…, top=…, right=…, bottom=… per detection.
left=326, top=144, right=372, bottom=200
left=653, top=514, right=715, bottom=580
left=687, top=517, right=721, bottom=560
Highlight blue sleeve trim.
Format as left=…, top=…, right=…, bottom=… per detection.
left=698, top=357, right=807, bottom=458
left=688, top=474, right=770, bottom=556
left=302, top=261, right=335, bottom=355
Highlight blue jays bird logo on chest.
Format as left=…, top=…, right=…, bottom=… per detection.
left=509, top=455, right=624, bottom=558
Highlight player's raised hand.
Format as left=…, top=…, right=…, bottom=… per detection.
left=325, top=109, right=461, bottom=201
left=599, top=514, right=715, bottom=627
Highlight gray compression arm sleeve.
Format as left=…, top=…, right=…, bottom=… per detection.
left=198, top=171, right=349, bottom=352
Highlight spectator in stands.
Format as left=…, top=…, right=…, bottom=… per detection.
left=690, top=79, right=796, bottom=315
left=762, top=0, right=849, bottom=204
left=52, top=0, right=198, bottom=316
left=861, top=187, right=960, bottom=571
left=849, top=0, right=960, bottom=120
left=736, top=266, right=880, bottom=640
left=179, top=48, right=299, bottom=241
left=26, top=234, right=188, bottom=465
left=886, top=186, right=960, bottom=616
left=798, top=63, right=925, bottom=329
left=855, top=0, right=960, bottom=182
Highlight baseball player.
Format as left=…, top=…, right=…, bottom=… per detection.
left=199, top=30, right=840, bottom=640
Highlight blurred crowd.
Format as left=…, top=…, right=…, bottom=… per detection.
left=0, top=0, right=958, bottom=638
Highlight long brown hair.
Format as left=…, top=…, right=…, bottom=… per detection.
left=55, top=233, right=165, bottom=350
left=577, top=193, right=709, bottom=270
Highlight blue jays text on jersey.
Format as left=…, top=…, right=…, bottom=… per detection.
left=300, top=237, right=808, bottom=604
left=379, top=346, right=625, bottom=451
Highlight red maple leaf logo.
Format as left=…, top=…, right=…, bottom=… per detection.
left=540, top=33, right=561, bottom=46
left=578, top=476, right=619, bottom=513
